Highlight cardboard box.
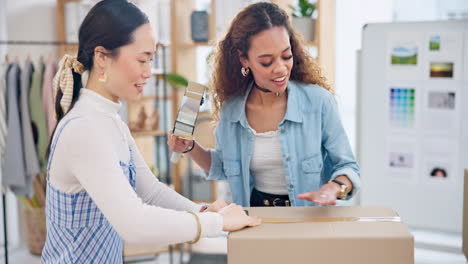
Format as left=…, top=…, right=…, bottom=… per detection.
left=463, top=169, right=468, bottom=260
left=228, top=206, right=413, bottom=264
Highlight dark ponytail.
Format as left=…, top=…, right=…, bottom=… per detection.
left=54, top=70, right=82, bottom=123
left=47, top=0, right=149, bottom=158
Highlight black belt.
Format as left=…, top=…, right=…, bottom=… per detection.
left=250, top=188, right=291, bottom=207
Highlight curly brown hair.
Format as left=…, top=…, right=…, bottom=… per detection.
left=210, top=2, right=332, bottom=120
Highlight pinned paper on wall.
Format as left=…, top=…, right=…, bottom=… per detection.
left=425, top=32, right=463, bottom=80
left=427, top=32, right=463, bottom=54
left=429, top=62, right=454, bottom=78
left=426, top=160, right=450, bottom=181
left=421, top=82, right=461, bottom=136
left=390, top=44, right=418, bottom=65
left=389, top=87, right=416, bottom=129
left=386, top=139, right=418, bottom=183
left=429, top=35, right=441, bottom=51
left=386, top=83, right=421, bottom=133
left=386, top=32, right=425, bottom=81
left=428, top=91, right=455, bottom=109
left=420, top=138, right=459, bottom=185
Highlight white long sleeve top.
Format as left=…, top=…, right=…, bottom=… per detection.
left=49, top=88, right=223, bottom=247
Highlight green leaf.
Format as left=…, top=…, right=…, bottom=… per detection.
left=165, top=73, right=188, bottom=88
left=293, top=0, right=316, bottom=18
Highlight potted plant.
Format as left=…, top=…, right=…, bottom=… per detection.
left=289, top=0, right=317, bottom=42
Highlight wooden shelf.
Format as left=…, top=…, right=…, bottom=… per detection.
left=131, top=130, right=167, bottom=137
left=56, top=0, right=80, bottom=57
left=151, top=68, right=164, bottom=75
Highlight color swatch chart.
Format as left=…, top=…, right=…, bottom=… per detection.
left=389, top=88, right=415, bottom=128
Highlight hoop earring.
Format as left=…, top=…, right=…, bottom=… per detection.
left=241, top=67, right=250, bottom=77
left=98, top=72, right=108, bottom=83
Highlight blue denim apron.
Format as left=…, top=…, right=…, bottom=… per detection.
left=41, top=117, right=136, bottom=263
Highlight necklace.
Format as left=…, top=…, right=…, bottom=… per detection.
left=253, top=83, right=281, bottom=96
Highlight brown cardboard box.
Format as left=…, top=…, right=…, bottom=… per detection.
left=228, top=206, right=413, bottom=264
left=463, top=169, right=468, bottom=260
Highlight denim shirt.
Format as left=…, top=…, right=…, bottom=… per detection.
left=207, top=80, right=361, bottom=206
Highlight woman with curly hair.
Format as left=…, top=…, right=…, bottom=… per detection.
left=168, top=2, right=360, bottom=207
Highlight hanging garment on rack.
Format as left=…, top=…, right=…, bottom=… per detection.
left=0, top=60, right=8, bottom=165
left=29, top=58, right=48, bottom=172
left=42, top=58, right=57, bottom=136
left=11, top=59, right=39, bottom=195
left=2, top=63, right=27, bottom=190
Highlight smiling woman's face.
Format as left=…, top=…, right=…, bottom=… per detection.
left=240, top=26, right=293, bottom=94
left=104, top=23, right=156, bottom=103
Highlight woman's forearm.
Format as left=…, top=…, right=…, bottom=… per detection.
left=188, top=141, right=212, bottom=172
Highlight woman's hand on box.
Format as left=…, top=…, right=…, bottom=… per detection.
left=219, top=204, right=261, bottom=231
left=203, top=200, right=229, bottom=213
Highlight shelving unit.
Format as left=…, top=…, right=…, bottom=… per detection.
left=56, top=0, right=79, bottom=57
left=169, top=0, right=217, bottom=200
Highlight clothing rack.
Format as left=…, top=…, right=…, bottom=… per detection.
left=0, top=40, right=77, bottom=45
left=0, top=39, right=73, bottom=264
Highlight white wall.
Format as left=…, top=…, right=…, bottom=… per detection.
left=0, top=0, right=7, bottom=56
left=6, top=0, right=58, bottom=61
left=393, top=0, right=468, bottom=21
left=335, top=0, right=394, bottom=151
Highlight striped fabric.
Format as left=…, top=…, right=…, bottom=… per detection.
left=41, top=117, right=136, bottom=264
left=0, top=61, right=7, bottom=164
left=52, top=55, right=84, bottom=116
left=43, top=59, right=57, bottom=136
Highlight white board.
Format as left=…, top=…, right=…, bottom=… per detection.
left=358, top=20, right=468, bottom=232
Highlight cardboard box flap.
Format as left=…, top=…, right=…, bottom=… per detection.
left=230, top=206, right=412, bottom=240
left=244, top=206, right=399, bottom=218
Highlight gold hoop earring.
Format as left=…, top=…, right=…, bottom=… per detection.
left=241, top=67, right=250, bottom=77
